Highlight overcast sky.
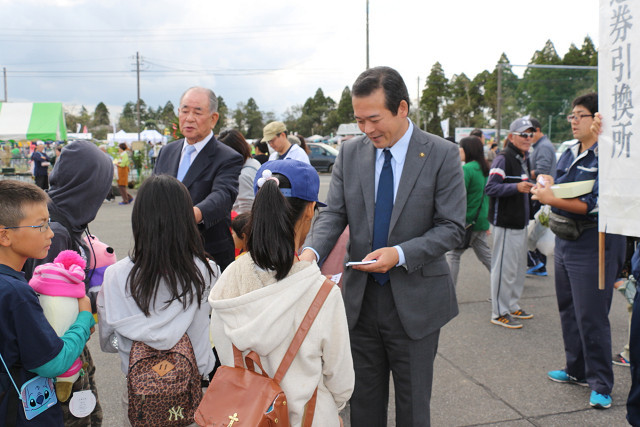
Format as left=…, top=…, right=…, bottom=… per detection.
left=0, top=0, right=599, bottom=122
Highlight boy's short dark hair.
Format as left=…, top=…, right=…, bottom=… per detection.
left=572, top=92, right=598, bottom=115
left=0, top=180, right=48, bottom=227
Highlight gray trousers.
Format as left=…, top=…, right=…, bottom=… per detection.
left=446, top=230, right=492, bottom=287
left=349, top=277, right=440, bottom=427
left=491, top=226, right=527, bottom=318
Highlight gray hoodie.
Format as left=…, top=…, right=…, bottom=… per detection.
left=24, top=140, right=113, bottom=283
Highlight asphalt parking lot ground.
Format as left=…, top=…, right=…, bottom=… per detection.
left=89, top=180, right=632, bottom=426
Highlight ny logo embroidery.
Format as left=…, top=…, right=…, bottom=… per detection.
left=168, top=406, right=185, bottom=421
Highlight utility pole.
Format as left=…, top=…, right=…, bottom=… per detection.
left=416, top=76, right=420, bottom=130
left=2, top=68, right=7, bottom=102
left=496, top=63, right=502, bottom=145
left=366, top=0, right=369, bottom=69
left=136, top=52, right=141, bottom=142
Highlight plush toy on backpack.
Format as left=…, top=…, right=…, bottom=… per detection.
left=29, top=250, right=86, bottom=402
left=83, top=234, right=116, bottom=322
left=83, top=233, right=116, bottom=292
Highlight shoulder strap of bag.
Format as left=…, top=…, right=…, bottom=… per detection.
left=280, top=279, right=332, bottom=427
left=0, top=351, right=22, bottom=427
left=230, top=279, right=332, bottom=427
left=274, top=278, right=333, bottom=383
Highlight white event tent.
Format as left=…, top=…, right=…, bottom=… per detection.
left=107, top=129, right=167, bottom=144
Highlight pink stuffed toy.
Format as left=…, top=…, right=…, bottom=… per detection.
left=29, top=250, right=86, bottom=402
left=83, top=234, right=116, bottom=291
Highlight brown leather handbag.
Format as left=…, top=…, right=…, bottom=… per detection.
left=195, top=279, right=333, bottom=427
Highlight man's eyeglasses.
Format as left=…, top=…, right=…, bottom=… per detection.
left=1, top=219, right=51, bottom=233
left=512, top=132, right=535, bottom=139
left=567, top=114, right=594, bottom=123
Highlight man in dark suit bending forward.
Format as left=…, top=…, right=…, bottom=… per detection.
left=301, top=67, right=466, bottom=426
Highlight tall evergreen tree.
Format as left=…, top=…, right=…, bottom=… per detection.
left=484, top=53, right=521, bottom=134
left=213, top=96, right=227, bottom=134
left=78, top=106, right=91, bottom=130
left=232, top=102, right=247, bottom=134
left=335, top=86, right=354, bottom=124
left=244, top=97, right=264, bottom=139
left=324, top=88, right=346, bottom=135
left=283, top=105, right=302, bottom=133
left=297, top=88, right=335, bottom=136
left=420, top=62, right=449, bottom=136
left=119, top=102, right=137, bottom=132
left=519, top=40, right=572, bottom=141
left=64, top=112, right=80, bottom=134
left=444, top=72, right=486, bottom=131
left=93, top=102, right=110, bottom=126
left=562, top=36, right=598, bottom=95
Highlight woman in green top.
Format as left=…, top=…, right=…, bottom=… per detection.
left=115, top=143, right=133, bottom=205
left=446, top=136, right=491, bottom=286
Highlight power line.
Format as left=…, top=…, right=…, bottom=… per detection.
left=0, top=27, right=334, bottom=44
left=0, top=23, right=315, bottom=34
left=1, top=57, right=128, bottom=67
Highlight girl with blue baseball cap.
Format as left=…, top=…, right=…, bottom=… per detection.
left=208, top=159, right=354, bottom=426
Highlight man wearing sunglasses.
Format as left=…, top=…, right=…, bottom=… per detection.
left=485, top=117, right=535, bottom=329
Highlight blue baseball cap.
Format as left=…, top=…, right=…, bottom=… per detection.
left=254, top=159, right=326, bottom=207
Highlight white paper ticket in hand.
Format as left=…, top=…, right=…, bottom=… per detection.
left=69, top=390, right=96, bottom=418
left=330, top=273, right=342, bottom=284
left=345, top=260, right=377, bottom=267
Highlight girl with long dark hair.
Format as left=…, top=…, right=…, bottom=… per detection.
left=209, top=160, right=354, bottom=426
left=97, top=175, right=218, bottom=425
left=446, top=136, right=492, bottom=286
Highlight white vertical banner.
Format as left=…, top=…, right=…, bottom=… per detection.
left=440, top=118, right=449, bottom=138
left=598, top=0, right=640, bottom=237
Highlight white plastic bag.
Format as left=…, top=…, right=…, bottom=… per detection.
left=528, top=205, right=555, bottom=256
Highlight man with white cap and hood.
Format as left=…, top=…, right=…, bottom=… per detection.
left=485, top=117, right=536, bottom=329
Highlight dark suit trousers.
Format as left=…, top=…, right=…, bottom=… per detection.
left=350, top=276, right=440, bottom=427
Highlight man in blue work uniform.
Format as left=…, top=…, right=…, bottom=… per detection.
left=532, top=93, right=626, bottom=410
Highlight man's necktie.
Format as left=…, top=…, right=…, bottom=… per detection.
left=177, top=145, right=196, bottom=182
left=372, top=149, right=393, bottom=285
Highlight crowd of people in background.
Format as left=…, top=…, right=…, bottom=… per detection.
left=1, top=66, right=639, bottom=427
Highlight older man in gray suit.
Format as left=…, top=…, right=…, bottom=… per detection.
left=301, top=67, right=466, bottom=426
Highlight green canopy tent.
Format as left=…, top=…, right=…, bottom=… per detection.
left=0, top=102, right=67, bottom=141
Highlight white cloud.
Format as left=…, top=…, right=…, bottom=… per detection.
left=0, top=0, right=599, bottom=119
